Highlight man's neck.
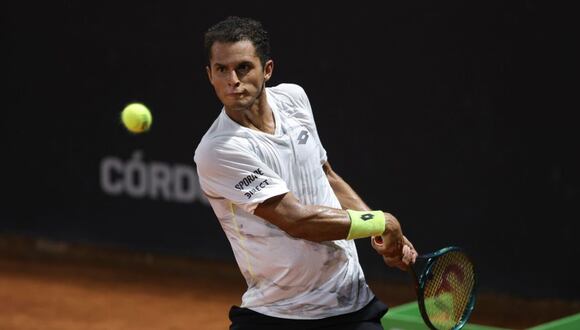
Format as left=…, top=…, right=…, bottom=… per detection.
left=225, top=95, right=275, bottom=134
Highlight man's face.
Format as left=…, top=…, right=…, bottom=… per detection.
left=206, top=40, right=272, bottom=111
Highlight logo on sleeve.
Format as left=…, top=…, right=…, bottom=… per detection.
left=297, top=130, right=309, bottom=144
left=234, top=168, right=264, bottom=190
left=233, top=168, right=271, bottom=199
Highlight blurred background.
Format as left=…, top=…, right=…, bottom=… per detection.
left=2, top=0, right=578, bottom=317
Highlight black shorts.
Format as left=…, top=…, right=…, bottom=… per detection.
left=229, top=296, right=388, bottom=330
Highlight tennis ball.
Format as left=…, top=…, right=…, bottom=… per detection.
left=121, top=102, right=152, bottom=133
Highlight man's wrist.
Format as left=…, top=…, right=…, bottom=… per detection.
left=346, top=210, right=386, bottom=240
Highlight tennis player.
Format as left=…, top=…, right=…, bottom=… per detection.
left=194, top=16, right=417, bottom=330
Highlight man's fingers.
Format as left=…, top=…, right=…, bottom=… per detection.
left=383, top=255, right=409, bottom=271
left=402, top=245, right=417, bottom=265
left=372, top=217, right=418, bottom=270
left=381, top=243, right=418, bottom=271
left=402, top=245, right=412, bottom=264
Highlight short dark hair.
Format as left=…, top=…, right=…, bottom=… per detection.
left=204, top=16, right=271, bottom=67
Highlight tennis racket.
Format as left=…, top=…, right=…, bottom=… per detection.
left=409, top=246, right=477, bottom=330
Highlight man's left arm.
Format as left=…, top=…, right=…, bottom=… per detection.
left=323, top=161, right=370, bottom=211
left=323, top=161, right=418, bottom=268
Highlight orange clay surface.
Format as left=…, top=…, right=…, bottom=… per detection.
left=0, top=236, right=578, bottom=330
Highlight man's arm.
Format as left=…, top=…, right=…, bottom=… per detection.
left=323, top=161, right=370, bottom=211
left=254, top=161, right=412, bottom=269
left=254, top=191, right=353, bottom=242
left=323, top=161, right=418, bottom=269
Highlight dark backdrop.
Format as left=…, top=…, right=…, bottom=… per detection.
left=3, top=1, right=578, bottom=299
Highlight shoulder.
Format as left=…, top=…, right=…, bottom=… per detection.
left=195, top=133, right=250, bottom=166
left=268, top=83, right=315, bottom=122
left=269, top=82, right=307, bottom=96
left=194, top=118, right=254, bottom=171
left=268, top=83, right=309, bottom=106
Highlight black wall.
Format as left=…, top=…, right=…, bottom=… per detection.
left=3, top=2, right=578, bottom=299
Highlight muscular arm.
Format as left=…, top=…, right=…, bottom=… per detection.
left=323, top=161, right=370, bottom=211
left=253, top=161, right=415, bottom=270
left=253, top=161, right=399, bottom=244
left=324, top=161, right=419, bottom=269
left=254, top=192, right=351, bottom=242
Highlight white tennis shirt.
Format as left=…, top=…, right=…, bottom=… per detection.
left=194, top=83, right=373, bottom=319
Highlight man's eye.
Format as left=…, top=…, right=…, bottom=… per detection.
left=237, top=64, right=250, bottom=74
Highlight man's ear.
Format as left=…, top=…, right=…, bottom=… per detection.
left=206, top=66, right=213, bottom=82
left=264, top=59, right=274, bottom=81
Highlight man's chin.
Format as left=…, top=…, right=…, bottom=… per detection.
left=224, top=99, right=251, bottom=111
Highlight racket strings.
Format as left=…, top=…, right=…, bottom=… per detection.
left=423, top=251, right=475, bottom=329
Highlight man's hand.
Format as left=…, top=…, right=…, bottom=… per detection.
left=370, top=213, right=418, bottom=271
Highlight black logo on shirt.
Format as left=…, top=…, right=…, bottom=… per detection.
left=297, top=130, right=309, bottom=144
left=244, top=179, right=270, bottom=199
left=234, top=168, right=264, bottom=190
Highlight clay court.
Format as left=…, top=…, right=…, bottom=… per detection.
left=1, top=236, right=578, bottom=330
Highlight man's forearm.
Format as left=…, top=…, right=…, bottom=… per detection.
left=324, top=162, right=370, bottom=211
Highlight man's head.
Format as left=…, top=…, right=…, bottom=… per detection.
left=204, top=16, right=271, bottom=68
left=204, top=16, right=273, bottom=112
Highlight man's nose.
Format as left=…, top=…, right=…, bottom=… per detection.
left=226, top=70, right=240, bottom=87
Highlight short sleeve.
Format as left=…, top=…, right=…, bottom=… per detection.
left=194, top=139, right=290, bottom=214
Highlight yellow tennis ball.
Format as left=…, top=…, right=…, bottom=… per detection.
left=121, top=102, right=152, bottom=133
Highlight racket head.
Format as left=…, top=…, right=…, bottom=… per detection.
left=411, top=246, right=477, bottom=330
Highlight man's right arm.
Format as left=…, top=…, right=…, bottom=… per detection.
left=254, top=191, right=410, bottom=269
left=254, top=192, right=351, bottom=242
